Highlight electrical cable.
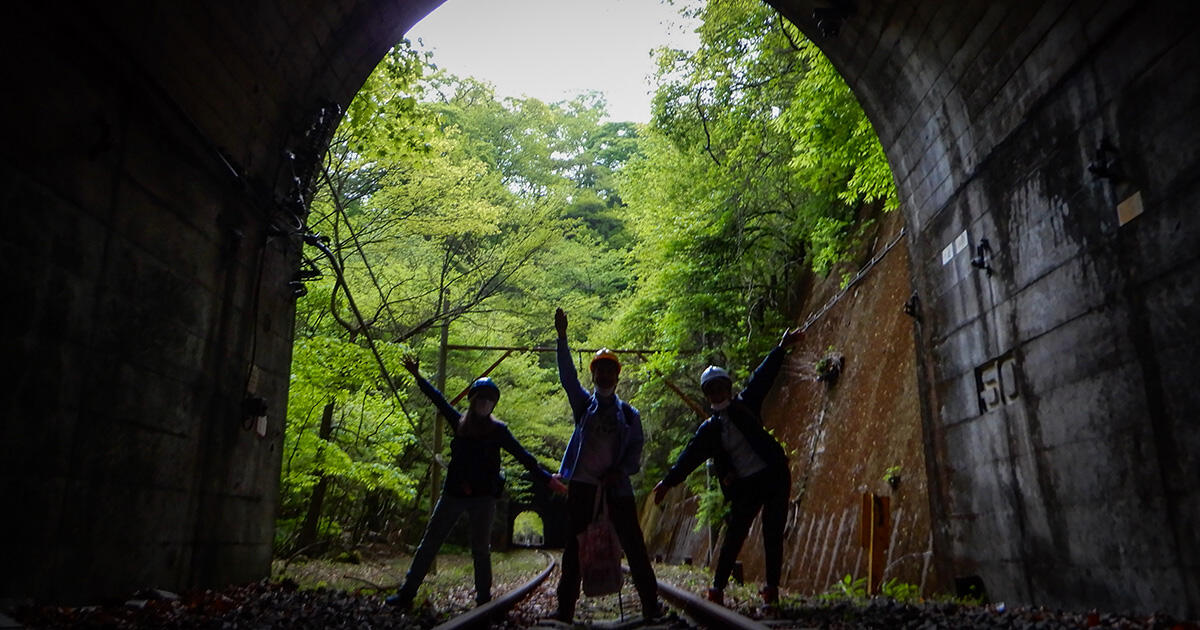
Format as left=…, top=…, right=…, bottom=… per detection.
left=320, top=164, right=407, bottom=332
left=302, top=232, right=444, bottom=464
left=799, top=227, right=906, bottom=332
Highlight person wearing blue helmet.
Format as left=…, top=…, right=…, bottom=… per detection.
left=652, top=326, right=803, bottom=607
left=387, top=356, right=567, bottom=610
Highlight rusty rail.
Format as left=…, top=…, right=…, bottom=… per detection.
left=654, top=578, right=771, bottom=630
left=430, top=551, right=555, bottom=630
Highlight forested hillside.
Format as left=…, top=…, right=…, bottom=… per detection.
left=277, top=0, right=897, bottom=554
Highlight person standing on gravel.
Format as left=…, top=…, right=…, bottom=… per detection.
left=548, top=307, right=660, bottom=623
left=652, top=327, right=802, bottom=607
left=386, top=356, right=566, bottom=610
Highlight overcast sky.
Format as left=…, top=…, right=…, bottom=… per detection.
left=406, top=0, right=702, bottom=123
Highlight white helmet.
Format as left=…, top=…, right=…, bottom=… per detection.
left=700, top=365, right=732, bottom=388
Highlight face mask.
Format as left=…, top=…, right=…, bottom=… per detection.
left=710, top=399, right=730, bottom=412
left=471, top=398, right=496, bottom=417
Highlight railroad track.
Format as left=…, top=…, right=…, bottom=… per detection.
left=431, top=551, right=770, bottom=630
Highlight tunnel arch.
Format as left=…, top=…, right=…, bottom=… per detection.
left=764, top=0, right=1200, bottom=615
left=3, top=0, right=1197, bottom=617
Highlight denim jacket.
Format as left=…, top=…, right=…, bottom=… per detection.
left=556, top=337, right=644, bottom=497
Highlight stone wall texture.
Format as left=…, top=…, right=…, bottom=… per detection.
left=0, top=1, right=444, bottom=604
left=1, top=0, right=1196, bottom=617
left=769, top=0, right=1200, bottom=617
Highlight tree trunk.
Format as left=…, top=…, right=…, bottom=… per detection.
left=295, top=400, right=335, bottom=554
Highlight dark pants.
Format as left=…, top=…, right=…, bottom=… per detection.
left=557, top=481, right=658, bottom=616
left=400, top=494, right=496, bottom=604
left=714, top=466, right=791, bottom=590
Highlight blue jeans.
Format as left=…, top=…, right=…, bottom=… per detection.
left=401, top=493, right=497, bottom=604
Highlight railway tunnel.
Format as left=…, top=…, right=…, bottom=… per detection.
left=1, top=0, right=1197, bottom=618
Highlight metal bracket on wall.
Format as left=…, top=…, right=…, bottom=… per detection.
left=281, top=101, right=343, bottom=220
left=812, top=1, right=856, bottom=38
left=970, top=237, right=994, bottom=276
left=1087, top=139, right=1123, bottom=182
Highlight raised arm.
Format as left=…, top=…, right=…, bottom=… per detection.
left=739, top=327, right=803, bottom=414
left=555, top=308, right=590, bottom=420
left=404, top=356, right=462, bottom=431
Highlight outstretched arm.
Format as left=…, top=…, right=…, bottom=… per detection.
left=404, top=356, right=462, bottom=431
left=654, top=422, right=716, bottom=504
left=497, top=426, right=557, bottom=487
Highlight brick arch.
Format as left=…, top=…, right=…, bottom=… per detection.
left=3, top=0, right=1197, bottom=617
left=505, top=482, right=569, bottom=549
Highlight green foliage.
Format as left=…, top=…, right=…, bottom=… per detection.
left=512, top=511, right=544, bottom=543
left=883, top=465, right=902, bottom=486
left=608, top=0, right=896, bottom=498
left=827, top=574, right=869, bottom=601
left=281, top=39, right=633, bottom=554
left=692, top=481, right=731, bottom=532
left=819, top=575, right=922, bottom=603
left=279, top=0, right=898, bottom=555
left=881, top=578, right=921, bottom=603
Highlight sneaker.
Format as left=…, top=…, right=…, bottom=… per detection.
left=545, top=608, right=573, bottom=623
left=642, top=600, right=663, bottom=621
left=706, top=587, right=724, bottom=606
left=385, top=592, right=413, bottom=609
left=760, top=585, right=779, bottom=605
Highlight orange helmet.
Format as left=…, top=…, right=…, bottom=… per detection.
left=589, top=348, right=621, bottom=372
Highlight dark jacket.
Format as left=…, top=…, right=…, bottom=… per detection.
left=661, top=346, right=791, bottom=497
left=414, top=374, right=552, bottom=498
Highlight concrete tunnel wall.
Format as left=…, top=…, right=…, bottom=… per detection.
left=768, top=0, right=1200, bottom=616
left=0, top=1, right=445, bottom=604
left=0, top=0, right=1197, bottom=617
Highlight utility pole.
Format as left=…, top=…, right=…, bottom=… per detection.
left=429, top=293, right=450, bottom=574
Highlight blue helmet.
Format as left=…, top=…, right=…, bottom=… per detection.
left=700, top=365, right=732, bottom=388
left=468, top=377, right=500, bottom=401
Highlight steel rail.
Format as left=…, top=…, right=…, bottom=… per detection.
left=655, top=578, right=771, bottom=630
left=430, top=551, right=556, bottom=630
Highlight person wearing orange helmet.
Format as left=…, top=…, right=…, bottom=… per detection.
left=652, top=327, right=803, bottom=607
left=548, top=307, right=659, bottom=623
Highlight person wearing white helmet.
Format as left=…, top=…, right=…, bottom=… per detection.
left=387, top=356, right=566, bottom=610
left=548, top=307, right=659, bottom=623
left=653, top=326, right=803, bottom=607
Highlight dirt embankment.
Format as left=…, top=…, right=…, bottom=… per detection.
left=642, top=206, right=940, bottom=596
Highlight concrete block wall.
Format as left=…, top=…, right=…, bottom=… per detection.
left=0, top=1, right=442, bottom=604
left=3, top=0, right=1195, bottom=615
left=772, top=0, right=1200, bottom=617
